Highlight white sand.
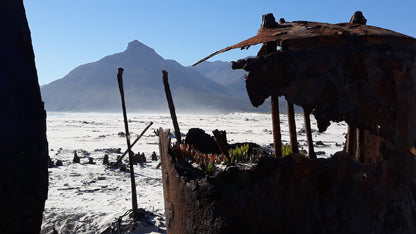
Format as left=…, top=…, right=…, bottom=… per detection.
left=42, top=112, right=347, bottom=233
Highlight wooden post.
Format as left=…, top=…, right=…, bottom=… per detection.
left=303, top=108, right=316, bottom=159
left=287, top=101, right=299, bottom=153
left=258, top=13, right=282, bottom=157
left=116, top=121, right=153, bottom=165
left=162, top=70, right=182, bottom=143
left=117, top=67, right=139, bottom=219
left=213, top=129, right=230, bottom=160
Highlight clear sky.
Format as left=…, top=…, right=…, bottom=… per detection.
left=24, top=0, right=416, bottom=85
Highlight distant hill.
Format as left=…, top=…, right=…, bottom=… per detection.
left=41, top=40, right=261, bottom=113
left=191, top=60, right=246, bottom=98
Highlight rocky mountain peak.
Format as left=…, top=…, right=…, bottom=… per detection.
left=126, top=40, right=155, bottom=53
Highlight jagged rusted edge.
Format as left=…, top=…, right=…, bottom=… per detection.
left=192, top=21, right=415, bottom=66
left=192, top=27, right=289, bottom=66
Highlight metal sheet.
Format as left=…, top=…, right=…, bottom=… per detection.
left=193, top=21, right=415, bottom=66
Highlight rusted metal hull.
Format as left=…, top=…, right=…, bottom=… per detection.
left=160, top=128, right=416, bottom=234
left=195, top=12, right=416, bottom=163
left=183, top=12, right=416, bottom=234
left=160, top=129, right=225, bottom=233
left=234, top=41, right=416, bottom=156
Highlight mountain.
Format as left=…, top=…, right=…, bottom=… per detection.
left=41, top=40, right=258, bottom=113
left=192, top=60, right=247, bottom=98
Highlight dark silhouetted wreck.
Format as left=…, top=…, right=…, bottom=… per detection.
left=159, top=11, right=416, bottom=234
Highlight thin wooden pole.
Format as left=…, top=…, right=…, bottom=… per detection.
left=258, top=13, right=282, bottom=157
left=162, top=70, right=181, bottom=143
left=116, top=121, right=153, bottom=165
left=287, top=101, right=299, bottom=153
left=303, top=108, right=316, bottom=159
left=117, top=67, right=139, bottom=218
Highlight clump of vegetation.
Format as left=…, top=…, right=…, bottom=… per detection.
left=281, top=143, right=292, bottom=157
left=169, top=143, right=263, bottom=175
left=229, top=144, right=250, bottom=163
left=169, top=142, right=302, bottom=175
left=169, top=143, right=220, bottom=175
left=277, top=143, right=309, bottom=157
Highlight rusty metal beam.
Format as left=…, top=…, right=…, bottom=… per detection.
left=287, top=101, right=299, bottom=154
left=258, top=13, right=282, bottom=158
left=303, top=108, right=316, bottom=159
left=193, top=12, right=414, bottom=66
left=271, top=96, right=282, bottom=157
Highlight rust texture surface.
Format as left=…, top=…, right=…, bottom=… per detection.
left=211, top=12, right=416, bottom=160
left=160, top=129, right=225, bottom=233
left=196, top=11, right=416, bottom=160
left=233, top=36, right=416, bottom=156
left=160, top=129, right=416, bottom=233
left=161, top=12, right=416, bottom=233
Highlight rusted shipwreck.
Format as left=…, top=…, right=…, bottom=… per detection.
left=159, top=12, right=416, bottom=233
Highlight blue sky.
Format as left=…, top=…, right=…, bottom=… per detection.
left=24, top=0, right=416, bottom=85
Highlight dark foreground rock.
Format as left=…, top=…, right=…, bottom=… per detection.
left=185, top=128, right=221, bottom=154
left=0, top=0, right=48, bottom=232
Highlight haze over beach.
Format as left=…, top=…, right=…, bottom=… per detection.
left=12, top=1, right=416, bottom=233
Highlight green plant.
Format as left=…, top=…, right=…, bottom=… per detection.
left=169, top=141, right=309, bottom=175
left=169, top=143, right=219, bottom=175
left=282, top=143, right=292, bottom=157
left=228, top=144, right=250, bottom=163
left=199, top=155, right=216, bottom=175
